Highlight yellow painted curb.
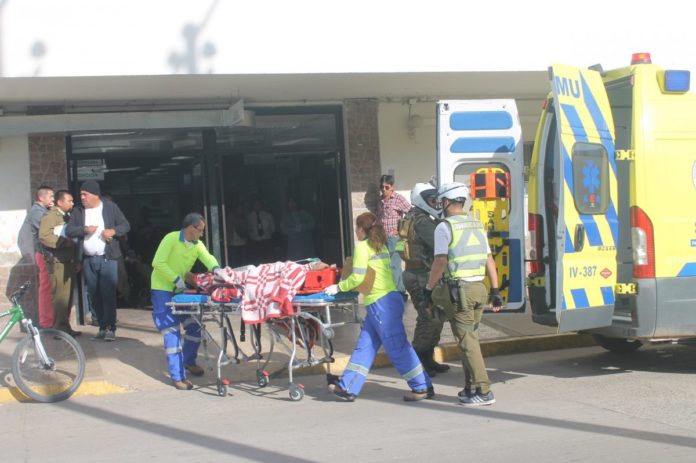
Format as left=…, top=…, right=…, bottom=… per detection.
left=0, top=380, right=131, bottom=404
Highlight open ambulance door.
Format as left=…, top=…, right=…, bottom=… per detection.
left=546, top=64, right=619, bottom=332
left=436, top=100, right=525, bottom=311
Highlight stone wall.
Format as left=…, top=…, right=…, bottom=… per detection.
left=344, top=99, right=382, bottom=225
left=29, top=135, right=68, bottom=192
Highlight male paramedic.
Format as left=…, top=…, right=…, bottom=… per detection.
left=150, top=212, right=225, bottom=390
left=423, top=182, right=503, bottom=406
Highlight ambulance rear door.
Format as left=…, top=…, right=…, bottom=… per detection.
left=436, top=99, right=525, bottom=311
left=547, top=64, right=619, bottom=331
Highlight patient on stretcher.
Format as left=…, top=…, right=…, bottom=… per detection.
left=184, top=259, right=358, bottom=324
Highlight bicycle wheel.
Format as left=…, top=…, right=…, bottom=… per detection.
left=11, top=329, right=86, bottom=403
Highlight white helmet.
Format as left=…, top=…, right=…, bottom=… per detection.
left=438, top=182, right=470, bottom=204
left=410, top=182, right=440, bottom=217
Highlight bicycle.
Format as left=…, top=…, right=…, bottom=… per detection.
left=1, top=281, right=85, bottom=402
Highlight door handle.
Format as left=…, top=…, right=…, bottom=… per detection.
left=574, top=224, right=585, bottom=252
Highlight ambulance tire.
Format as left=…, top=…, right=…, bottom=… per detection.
left=592, top=334, right=643, bottom=353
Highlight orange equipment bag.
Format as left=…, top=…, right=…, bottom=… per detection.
left=296, top=267, right=340, bottom=295
left=470, top=168, right=510, bottom=199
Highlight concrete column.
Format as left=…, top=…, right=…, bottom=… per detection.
left=0, top=135, right=67, bottom=316
left=0, top=136, right=34, bottom=312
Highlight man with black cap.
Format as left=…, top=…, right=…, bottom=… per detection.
left=66, top=180, right=130, bottom=341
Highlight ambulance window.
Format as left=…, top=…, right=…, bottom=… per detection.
left=572, top=142, right=609, bottom=214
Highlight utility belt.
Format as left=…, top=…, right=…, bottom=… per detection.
left=444, top=277, right=484, bottom=306
left=432, top=276, right=484, bottom=321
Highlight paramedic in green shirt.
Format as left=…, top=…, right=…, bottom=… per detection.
left=150, top=213, right=224, bottom=390
left=324, top=212, right=433, bottom=402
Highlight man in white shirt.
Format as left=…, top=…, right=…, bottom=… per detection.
left=66, top=180, right=130, bottom=341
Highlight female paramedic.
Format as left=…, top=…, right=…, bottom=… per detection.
left=324, top=212, right=433, bottom=402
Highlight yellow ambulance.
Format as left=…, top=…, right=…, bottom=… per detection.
left=527, top=53, right=696, bottom=351
left=437, top=54, right=696, bottom=351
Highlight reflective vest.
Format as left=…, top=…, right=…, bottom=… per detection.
left=445, top=214, right=488, bottom=279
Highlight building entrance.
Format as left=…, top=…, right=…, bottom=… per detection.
left=67, top=106, right=349, bottom=309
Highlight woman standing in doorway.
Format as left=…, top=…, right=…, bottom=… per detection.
left=325, top=212, right=433, bottom=402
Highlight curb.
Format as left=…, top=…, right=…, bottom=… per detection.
left=286, top=333, right=597, bottom=378
left=0, top=380, right=131, bottom=404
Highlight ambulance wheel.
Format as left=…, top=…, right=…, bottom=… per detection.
left=289, top=384, right=304, bottom=401
left=593, top=334, right=643, bottom=353
left=256, top=370, right=269, bottom=388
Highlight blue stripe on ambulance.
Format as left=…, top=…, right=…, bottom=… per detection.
left=677, top=263, right=696, bottom=277
left=570, top=288, right=589, bottom=308
left=579, top=74, right=620, bottom=245
left=561, top=141, right=602, bottom=246
left=450, top=137, right=516, bottom=153
left=600, top=286, right=615, bottom=305
left=449, top=111, right=513, bottom=130
left=565, top=226, right=574, bottom=253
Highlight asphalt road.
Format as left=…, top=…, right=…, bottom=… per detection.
left=2, top=343, right=696, bottom=462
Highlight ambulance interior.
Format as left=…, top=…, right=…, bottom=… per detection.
left=454, top=162, right=514, bottom=305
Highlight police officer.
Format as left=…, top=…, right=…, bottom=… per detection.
left=423, top=182, right=503, bottom=405
left=400, top=182, right=449, bottom=377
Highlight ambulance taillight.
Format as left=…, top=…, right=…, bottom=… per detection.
left=631, top=52, right=652, bottom=64
left=528, top=213, right=543, bottom=274
left=631, top=206, right=655, bottom=278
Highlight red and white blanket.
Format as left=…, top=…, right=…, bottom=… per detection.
left=215, top=261, right=309, bottom=324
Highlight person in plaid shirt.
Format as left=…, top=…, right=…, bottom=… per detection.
left=377, top=174, right=411, bottom=298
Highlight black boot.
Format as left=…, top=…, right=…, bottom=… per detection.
left=416, top=350, right=437, bottom=377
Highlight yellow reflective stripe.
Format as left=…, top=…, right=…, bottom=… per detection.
left=451, top=253, right=488, bottom=264
left=370, top=252, right=390, bottom=261
left=353, top=267, right=367, bottom=275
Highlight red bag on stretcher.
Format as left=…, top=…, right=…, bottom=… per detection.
left=296, top=267, right=340, bottom=295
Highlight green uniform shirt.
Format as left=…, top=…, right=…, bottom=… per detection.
left=151, top=230, right=219, bottom=292
left=338, top=239, right=395, bottom=305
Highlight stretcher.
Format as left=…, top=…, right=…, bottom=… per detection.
left=166, top=291, right=263, bottom=397
left=261, top=291, right=361, bottom=401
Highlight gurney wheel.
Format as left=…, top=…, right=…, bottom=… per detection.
left=216, top=380, right=228, bottom=397
left=256, top=370, right=269, bottom=388
left=322, top=327, right=335, bottom=339
left=289, top=384, right=304, bottom=402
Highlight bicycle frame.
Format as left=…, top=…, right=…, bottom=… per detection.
left=0, top=305, right=24, bottom=343
left=0, top=303, right=53, bottom=367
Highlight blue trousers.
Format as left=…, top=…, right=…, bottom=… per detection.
left=151, top=290, right=202, bottom=382
left=339, top=291, right=431, bottom=395
left=83, top=255, right=118, bottom=331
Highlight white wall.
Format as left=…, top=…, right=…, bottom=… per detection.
left=2, top=0, right=696, bottom=77
left=0, top=136, right=31, bottom=257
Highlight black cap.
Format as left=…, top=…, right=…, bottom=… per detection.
left=80, top=180, right=101, bottom=196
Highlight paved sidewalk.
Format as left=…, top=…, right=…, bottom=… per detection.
left=0, top=299, right=594, bottom=402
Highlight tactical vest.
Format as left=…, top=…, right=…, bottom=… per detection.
left=398, top=209, right=433, bottom=270
left=445, top=214, right=488, bottom=279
